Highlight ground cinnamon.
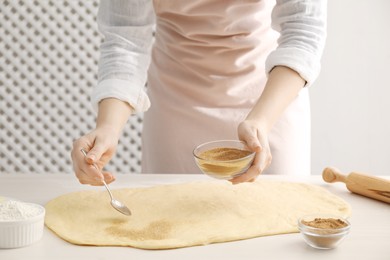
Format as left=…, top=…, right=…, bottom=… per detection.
left=300, top=218, right=350, bottom=249
left=302, top=218, right=348, bottom=229
left=199, top=147, right=252, bottom=161
left=197, top=147, right=254, bottom=179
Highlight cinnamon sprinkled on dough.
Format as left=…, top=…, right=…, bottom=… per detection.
left=106, top=220, right=172, bottom=241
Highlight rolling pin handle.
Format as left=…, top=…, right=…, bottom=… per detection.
left=322, top=167, right=348, bottom=183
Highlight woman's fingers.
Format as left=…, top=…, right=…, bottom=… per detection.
left=102, top=171, right=116, bottom=184
left=75, top=165, right=115, bottom=186
left=232, top=121, right=272, bottom=184
left=85, top=143, right=106, bottom=165
left=230, top=146, right=270, bottom=184
left=71, top=133, right=116, bottom=186
left=74, top=160, right=103, bottom=185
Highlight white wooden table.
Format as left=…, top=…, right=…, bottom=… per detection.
left=0, top=173, right=389, bottom=260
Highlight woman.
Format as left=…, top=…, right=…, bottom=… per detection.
left=71, top=0, right=327, bottom=185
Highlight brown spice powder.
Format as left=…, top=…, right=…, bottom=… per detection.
left=106, top=220, right=172, bottom=241
left=199, top=147, right=252, bottom=161
left=301, top=218, right=349, bottom=249
left=302, top=218, right=348, bottom=229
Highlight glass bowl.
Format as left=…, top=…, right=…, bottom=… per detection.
left=298, top=214, right=351, bottom=250
left=193, top=140, right=255, bottom=180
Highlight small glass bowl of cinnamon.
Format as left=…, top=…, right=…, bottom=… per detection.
left=298, top=214, right=351, bottom=250
left=193, top=140, right=255, bottom=180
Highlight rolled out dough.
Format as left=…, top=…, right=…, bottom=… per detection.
left=45, top=180, right=351, bottom=249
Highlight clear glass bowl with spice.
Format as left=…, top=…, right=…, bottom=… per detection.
left=298, top=214, right=351, bottom=250
left=0, top=198, right=46, bottom=248
left=193, top=140, right=255, bottom=180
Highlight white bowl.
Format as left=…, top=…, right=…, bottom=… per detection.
left=0, top=200, right=45, bottom=248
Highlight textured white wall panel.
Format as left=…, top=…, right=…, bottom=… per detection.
left=0, top=1, right=143, bottom=174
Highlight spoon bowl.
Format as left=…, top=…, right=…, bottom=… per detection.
left=80, top=149, right=131, bottom=216
left=101, top=180, right=132, bottom=216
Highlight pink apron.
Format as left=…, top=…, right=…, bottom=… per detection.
left=142, top=0, right=311, bottom=176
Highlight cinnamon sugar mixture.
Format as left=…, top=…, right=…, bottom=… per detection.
left=302, top=218, right=348, bottom=229
left=199, top=147, right=252, bottom=161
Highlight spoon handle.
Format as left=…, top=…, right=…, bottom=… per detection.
left=101, top=180, right=114, bottom=201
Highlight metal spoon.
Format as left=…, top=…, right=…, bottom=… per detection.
left=80, top=149, right=131, bottom=216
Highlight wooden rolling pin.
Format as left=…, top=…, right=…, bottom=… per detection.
left=322, top=167, right=390, bottom=204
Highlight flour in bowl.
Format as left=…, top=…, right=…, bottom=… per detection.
left=0, top=200, right=42, bottom=221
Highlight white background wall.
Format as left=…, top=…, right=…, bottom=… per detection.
left=0, top=1, right=143, bottom=174
left=310, top=0, right=390, bottom=175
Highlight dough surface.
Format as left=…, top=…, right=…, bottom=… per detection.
left=45, top=180, right=351, bottom=249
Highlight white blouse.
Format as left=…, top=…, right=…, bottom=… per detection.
left=91, top=0, right=327, bottom=114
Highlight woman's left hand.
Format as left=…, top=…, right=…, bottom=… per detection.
left=230, top=119, right=272, bottom=184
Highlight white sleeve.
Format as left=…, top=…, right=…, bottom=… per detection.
left=92, top=0, right=155, bottom=113
left=265, top=0, right=327, bottom=86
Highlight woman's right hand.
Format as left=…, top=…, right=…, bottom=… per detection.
left=71, top=126, right=119, bottom=186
